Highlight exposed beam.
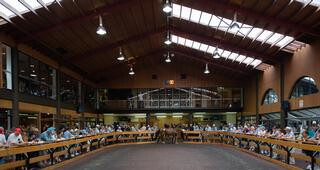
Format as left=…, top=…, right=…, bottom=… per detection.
left=170, top=26, right=279, bottom=64
left=67, top=26, right=166, bottom=63
left=90, top=48, right=165, bottom=80
left=172, top=46, right=253, bottom=76
left=70, top=24, right=277, bottom=65
left=18, top=0, right=143, bottom=42
left=176, top=0, right=320, bottom=37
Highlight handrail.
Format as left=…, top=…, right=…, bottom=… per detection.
left=1, top=131, right=320, bottom=170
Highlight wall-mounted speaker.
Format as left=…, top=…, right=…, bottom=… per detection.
left=281, top=101, right=290, bottom=111
left=152, top=74, right=157, bottom=80
left=181, top=74, right=187, bottom=79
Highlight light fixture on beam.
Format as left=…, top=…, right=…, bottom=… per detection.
left=163, top=0, right=172, bottom=13
left=117, top=47, right=125, bottom=61
left=230, top=12, right=240, bottom=30
left=129, top=66, right=135, bottom=75
left=165, top=52, right=174, bottom=63
left=96, top=15, right=107, bottom=35
left=164, top=31, right=172, bottom=45
left=213, top=47, right=221, bottom=59
left=204, top=63, right=210, bottom=74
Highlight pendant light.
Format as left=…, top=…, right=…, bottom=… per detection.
left=164, top=31, right=172, bottom=45
left=230, top=12, right=240, bottom=30
left=165, top=52, right=172, bottom=63
left=117, top=47, right=125, bottom=61
left=213, top=47, right=221, bottom=59
left=163, top=0, right=172, bottom=13
left=96, top=15, right=107, bottom=35
left=129, top=66, right=135, bottom=75
left=204, top=63, right=210, bottom=74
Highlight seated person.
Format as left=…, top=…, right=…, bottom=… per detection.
left=7, top=128, right=24, bottom=145
left=40, top=127, right=56, bottom=142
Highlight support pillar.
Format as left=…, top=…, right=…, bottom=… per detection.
left=0, top=50, right=3, bottom=88
left=55, top=70, right=61, bottom=127
left=255, top=75, right=260, bottom=125
left=146, top=113, right=151, bottom=126
left=11, top=47, right=19, bottom=127
left=280, top=64, right=287, bottom=129
left=188, top=113, right=193, bottom=126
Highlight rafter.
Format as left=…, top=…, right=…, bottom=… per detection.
left=90, top=48, right=165, bottom=80
left=67, top=26, right=166, bottom=63
left=171, top=26, right=278, bottom=64
left=18, top=0, right=143, bottom=42
left=69, top=24, right=277, bottom=65
left=172, top=46, right=254, bottom=76
left=176, top=0, right=320, bottom=37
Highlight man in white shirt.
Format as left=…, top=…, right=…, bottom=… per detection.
left=7, top=128, right=24, bottom=145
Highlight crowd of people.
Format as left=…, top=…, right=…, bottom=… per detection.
left=0, top=121, right=320, bottom=169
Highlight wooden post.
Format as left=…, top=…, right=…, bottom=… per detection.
left=37, top=113, right=41, bottom=130
left=0, top=51, right=3, bottom=88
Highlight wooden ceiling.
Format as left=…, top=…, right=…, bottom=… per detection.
left=1, top=0, right=320, bottom=84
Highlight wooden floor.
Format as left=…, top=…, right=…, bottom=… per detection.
left=59, top=144, right=282, bottom=170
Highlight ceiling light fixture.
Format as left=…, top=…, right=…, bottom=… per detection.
left=129, top=66, right=135, bottom=75
left=117, top=47, right=125, bottom=61
left=96, top=15, right=107, bottom=35
left=163, top=0, right=172, bottom=13
left=204, top=63, right=210, bottom=74
left=164, top=31, right=172, bottom=45
left=165, top=52, right=174, bottom=63
left=213, top=47, right=221, bottom=59
left=230, top=12, right=240, bottom=30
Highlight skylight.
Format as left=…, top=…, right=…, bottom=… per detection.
left=171, top=34, right=264, bottom=69
left=295, top=0, right=320, bottom=7
left=0, top=0, right=59, bottom=19
left=172, top=3, right=295, bottom=49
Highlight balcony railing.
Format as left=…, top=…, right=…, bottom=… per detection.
left=100, top=98, right=241, bottom=110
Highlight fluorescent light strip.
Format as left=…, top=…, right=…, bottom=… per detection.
left=0, top=0, right=59, bottom=18
left=172, top=3, right=295, bottom=48
left=171, top=34, right=263, bottom=68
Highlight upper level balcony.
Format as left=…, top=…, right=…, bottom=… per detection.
left=98, top=87, right=243, bottom=113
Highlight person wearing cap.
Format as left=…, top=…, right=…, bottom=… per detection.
left=7, top=128, right=24, bottom=146
left=283, top=126, right=296, bottom=165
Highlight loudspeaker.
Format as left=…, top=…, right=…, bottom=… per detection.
left=152, top=74, right=157, bottom=80
left=282, top=101, right=290, bottom=111
left=181, top=74, right=187, bottom=79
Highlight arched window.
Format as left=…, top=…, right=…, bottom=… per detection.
left=262, top=89, right=278, bottom=105
left=290, top=76, right=319, bottom=99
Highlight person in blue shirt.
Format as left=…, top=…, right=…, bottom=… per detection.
left=63, top=127, right=74, bottom=139
left=40, top=127, right=56, bottom=142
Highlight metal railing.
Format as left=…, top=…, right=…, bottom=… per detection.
left=100, top=98, right=241, bottom=109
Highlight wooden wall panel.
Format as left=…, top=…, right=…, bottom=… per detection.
left=259, top=103, right=281, bottom=114
left=243, top=77, right=257, bottom=116
left=61, top=108, right=77, bottom=116
left=289, top=93, right=320, bottom=110
left=0, top=99, right=12, bottom=109
left=0, top=33, right=15, bottom=46
left=284, top=41, right=320, bottom=100
left=99, top=63, right=245, bottom=88
left=19, top=102, right=56, bottom=114
left=84, top=113, right=97, bottom=118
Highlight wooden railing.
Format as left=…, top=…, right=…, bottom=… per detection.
left=1, top=130, right=320, bottom=170
left=0, top=131, right=155, bottom=170
left=183, top=131, right=320, bottom=170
